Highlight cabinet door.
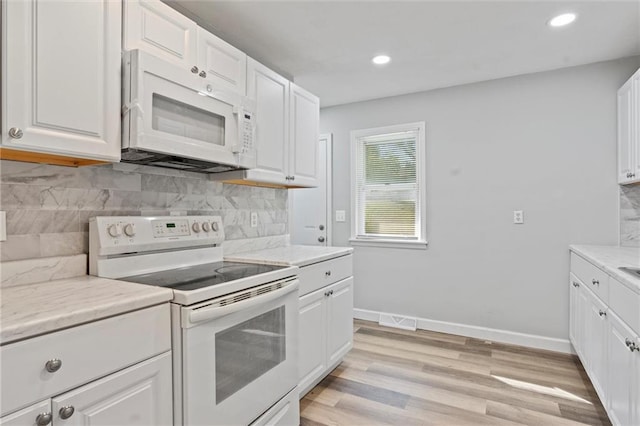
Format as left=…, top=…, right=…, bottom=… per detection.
left=2, top=0, right=121, bottom=161
left=247, top=58, right=290, bottom=184
left=123, top=0, right=197, bottom=70
left=568, top=276, right=581, bottom=354
left=289, top=83, right=320, bottom=187
left=618, top=77, right=636, bottom=184
left=575, top=279, right=590, bottom=361
left=51, top=352, right=172, bottom=426
left=298, top=288, right=327, bottom=397
left=197, top=28, right=247, bottom=95
left=608, top=312, right=637, bottom=426
left=632, top=72, right=640, bottom=181
left=0, top=400, right=50, bottom=426
left=583, top=288, right=607, bottom=398
left=326, top=277, right=354, bottom=367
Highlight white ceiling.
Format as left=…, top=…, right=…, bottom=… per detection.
left=168, top=1, right=640, bottom=107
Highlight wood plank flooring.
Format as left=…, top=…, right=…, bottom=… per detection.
left=300, top=320, right=610, bottom=426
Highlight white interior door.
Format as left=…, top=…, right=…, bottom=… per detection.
left=290, top=134, right=332, bottom=246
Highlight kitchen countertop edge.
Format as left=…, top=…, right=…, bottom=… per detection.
left=225, top=245, right=354, bottom=267
left=569, top=244, right=640, bottom=294
left=0, top=276, right=173, bottom=345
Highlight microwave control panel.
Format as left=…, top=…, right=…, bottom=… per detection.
left=240, top=111, right=254, bottom=154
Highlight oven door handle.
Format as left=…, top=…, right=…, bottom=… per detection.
left=186, top=279, right=299, bottom=326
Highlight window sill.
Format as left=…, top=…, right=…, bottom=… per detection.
left=348, top=238, right=428, bottom=250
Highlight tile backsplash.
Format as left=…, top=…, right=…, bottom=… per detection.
left=620, top=184, right=640, bottom=247
left=0, top=160, right=288, bottom=261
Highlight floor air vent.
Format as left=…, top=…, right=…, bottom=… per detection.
left=379, top=314, right=417, bottom=331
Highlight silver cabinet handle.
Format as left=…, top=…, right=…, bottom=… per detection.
left=626, top=338, right=632, bottom=347
left=36, top=413, right=52, bottom=426
left=318, top=236, right=326, bottom=243
left=598, top=310, right=606, bottom=317
left=291, top=176, right=295, bottom=181
left=45, top=358, right=62, bottom=373
left=319, top=224, right=325, bottom=231
left=631, top=343, right=640, bottom=352
left=8, top=127, right=23, bottom=139
left=199, top=70, right=207, bottom=78
left=591, top=279, right=599, bottom=286
left=191, top=65, right=199, bottom=73
left=59, top=406, right=75, bottom=420
left=330, top=290, right=334, bottom=295
left=572, top=281, right=580, bottom=288
left=325, top=270, right=331, bottom=276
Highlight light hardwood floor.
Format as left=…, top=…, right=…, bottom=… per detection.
left=300, top=319, right=610, bottom=426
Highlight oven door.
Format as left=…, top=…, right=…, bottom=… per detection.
left=180, top=278, right=299, bottom=426
left=123, top=50, right=255, bottom=169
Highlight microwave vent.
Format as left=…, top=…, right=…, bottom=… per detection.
left=121, top=149, right=245, bottom=174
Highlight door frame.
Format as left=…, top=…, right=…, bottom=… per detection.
left=288, top=133, right=333, bottom=246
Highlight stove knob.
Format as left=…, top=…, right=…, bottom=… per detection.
left=192, top=222, right=201, bottom=233
left=211, top=221, right=219, bottom=232
left=202, top=222, right=211, bottom=232
left=123, top=223, right=136, bottom=237
left=107, top=224, right=122, bottom=237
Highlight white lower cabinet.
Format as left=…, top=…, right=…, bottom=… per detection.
left=608, top=311, right=639, bottom=426
left=0, top=305, right=172, bottom=426
left=298, top=276, right=354, bottom=397
left=570, top=252, right=640, bottom=426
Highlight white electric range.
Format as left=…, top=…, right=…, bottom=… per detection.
left=89, top=215, right=300, bottom=426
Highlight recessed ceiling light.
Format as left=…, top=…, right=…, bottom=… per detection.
left=548, top=13, right=577, bottom=27
left=372, top=55, right=391, bottom=65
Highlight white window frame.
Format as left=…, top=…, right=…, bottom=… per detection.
left=349, top=121, right=427, bottom=250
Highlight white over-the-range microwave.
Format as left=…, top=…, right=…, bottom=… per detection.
left=121, top=50, right=256, bottom=173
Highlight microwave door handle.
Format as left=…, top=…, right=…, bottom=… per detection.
left=186, top=279, right=299, bottom=326
left=232, top=106, right=243, bottom=153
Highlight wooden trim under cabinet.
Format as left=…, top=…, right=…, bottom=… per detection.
left=0, top=148, right=108, bottom=167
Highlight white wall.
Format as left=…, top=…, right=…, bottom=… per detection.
left=321, top=57, right=640, bottom=344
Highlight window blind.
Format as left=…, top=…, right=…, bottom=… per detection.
left=355, top=130, right=420, bottom=239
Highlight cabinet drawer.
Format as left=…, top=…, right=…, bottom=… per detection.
left=571, top=253, right=609, bottom=303
left=609, top=277, right=640, bottom=335
left=298, top=254, right=353, bottom=296
left=0, top=304, right=170, bottom=416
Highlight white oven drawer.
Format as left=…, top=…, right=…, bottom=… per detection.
left=0, top=304, right=170, bottom=416
left=298, top=254, right=353, bottom=296
left=251, top=387, right=299, bottom=426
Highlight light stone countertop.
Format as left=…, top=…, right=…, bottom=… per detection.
left=225, top=245, right=353, bottom=267
left=570, top=245, right=640, bottom=293
left=0, top=276, right=173, bottom=345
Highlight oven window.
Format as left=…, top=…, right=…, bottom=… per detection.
left=152, top=93, right=225, bottom=146
left=215, top=306, right=286, bottom=404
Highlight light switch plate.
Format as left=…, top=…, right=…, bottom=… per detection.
left=335, top=210, right=346, bottom=222
left=0, top=211, right=6, bottom=241
left=250, top=212, right=258, bottom=228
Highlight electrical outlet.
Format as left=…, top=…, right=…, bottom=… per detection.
left=513, top=210, right=524, bottom=224
left=250, top=212, right=258, bottom=228
left=335, top=210, right=346, bottom=222
left=0, top=211, right=5, bottom=241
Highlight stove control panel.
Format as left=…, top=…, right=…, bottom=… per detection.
left=90, top=215, right=225, bottom=256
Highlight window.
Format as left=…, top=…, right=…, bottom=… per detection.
left=350, top=122, right=426, bottom=249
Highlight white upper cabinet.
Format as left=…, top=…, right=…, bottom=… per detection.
left=289, top=83, right=320, bottom=187
left=215, top=59, right=319, bottom=187
left=123, top=0, right=197, bottom=70
left=246, top=58, right=291, bottom=184
left=124, top=0, right=247, bottom=95
left=1, top=0, right=121, bottom=163
left=197, top=28, right=247, bottom=95
left=618, top=68, right=640, bottom=185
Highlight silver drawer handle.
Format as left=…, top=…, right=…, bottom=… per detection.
left=572, top=281, right=580, bottom=288
left=626, top=338, right=632, bottom=347
left=598, top=310, right=606, bottom=317
left=591, top=279, right=599, bottom=286
left=36, top=413, right=52, bottom=426
left=191, top=65, right=199, bottom=73
left=325, top=270, right=331, bottom=276
left=59, top=406, right=75, bottom=420
left=199, top=70, right=207, bottom=78
left=45, top=358, right=62, bottom=373
left=8, top=127, right=23, bottom=139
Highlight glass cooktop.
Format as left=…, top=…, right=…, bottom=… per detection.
left=121, top=261, right=286, bottom=291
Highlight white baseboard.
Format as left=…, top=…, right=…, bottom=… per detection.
left=353, top=308, right=574, bottom=354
